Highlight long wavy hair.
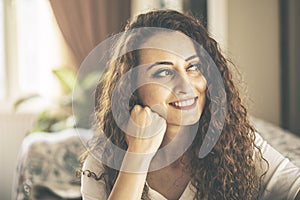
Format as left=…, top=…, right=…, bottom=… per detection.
left=82, top=10, right=268, bottom=199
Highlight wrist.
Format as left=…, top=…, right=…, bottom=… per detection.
left=120, top=151, right=154, bottom=173
left=127, top=141, right=159, bottom=154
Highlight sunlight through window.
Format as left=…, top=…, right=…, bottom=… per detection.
left=0, top=0, right=5, bottom=99
left=16, top=0, right=63, bottom=98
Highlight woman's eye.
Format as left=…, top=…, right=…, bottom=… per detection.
left=187, top=63, right=201, bottom=72
left=153, top=69, right=174, bottom=78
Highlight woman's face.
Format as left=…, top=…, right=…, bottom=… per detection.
left=136, top=31, right=207, bottom=126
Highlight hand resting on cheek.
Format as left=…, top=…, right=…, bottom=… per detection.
left=125, top=105, right=167, bottom=155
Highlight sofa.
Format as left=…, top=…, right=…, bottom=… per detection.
left=12, top=128, right=92, bottom=200
left=12, top=118, right=300, bottom=199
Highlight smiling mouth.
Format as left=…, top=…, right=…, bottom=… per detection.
left=169, top=97, right=198, bottom=110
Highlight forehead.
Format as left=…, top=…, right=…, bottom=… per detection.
left=139, top=31, right=197, bottom=59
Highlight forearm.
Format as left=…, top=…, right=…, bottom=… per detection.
left=107, top=151, right=152, bottom=200
left=107, top=105, right=165, bottom=199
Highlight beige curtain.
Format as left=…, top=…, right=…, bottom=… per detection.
left=50, top=0, right=131, bottom=68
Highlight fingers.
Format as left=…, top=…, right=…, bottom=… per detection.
left=130, top=105, right=164, bottom=127
left=126, top=104, right=166, bottom=139
left=130, top=105, right=152, bottom=128
left=125, top=105, right=166, bottom=154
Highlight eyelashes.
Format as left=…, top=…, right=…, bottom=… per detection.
left=187, top=63, right=202, bottom=72
left=151, top=63, right=203, bottom=79
left=152, top=68, right=175, bottom=78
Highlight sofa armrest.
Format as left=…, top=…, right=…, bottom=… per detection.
left=12, top=128, right=92, bottom=200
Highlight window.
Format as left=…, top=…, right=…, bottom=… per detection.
left=0, top=0, right=5, bottom=99
left=16, top=0, right=63, bottom=96
left=131, top=0, right=183, bottom=17
left=1, top=0, right=71, bottom=112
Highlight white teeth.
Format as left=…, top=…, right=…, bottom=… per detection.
left=173, top=98, right=195, bottom=107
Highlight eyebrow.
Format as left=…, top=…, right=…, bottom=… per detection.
left=185, top=55, right=199, bottom=62
left=146, top=54, right=199, bottom=71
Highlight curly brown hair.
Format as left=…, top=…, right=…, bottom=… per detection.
left=82, top=10, right=268, bottom=200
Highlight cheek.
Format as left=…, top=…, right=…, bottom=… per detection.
left=137, top=85, right=169, bottom=106
left=193, top=76, right=207, bottom=93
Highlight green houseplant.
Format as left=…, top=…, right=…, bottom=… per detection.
left=14, top=67, right=98, bottom=133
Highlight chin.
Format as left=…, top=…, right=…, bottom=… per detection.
left=168, top=116, right=200, bottom=126
left=182, top=119, right=200, bottom=126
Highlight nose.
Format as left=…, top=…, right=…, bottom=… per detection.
left=173, top=73, right=194, bottom=95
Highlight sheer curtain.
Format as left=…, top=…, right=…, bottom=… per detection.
left=50, top=0, right=131, bottom=68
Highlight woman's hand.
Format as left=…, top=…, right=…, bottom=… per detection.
left=107, top=105, right=166, bottom=199
left=125, top=105, right=167, bottom=154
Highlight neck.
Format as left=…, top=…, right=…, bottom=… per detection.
left=161, top=123, right=198, bottom=146
left=156, top=123, right=198, bottom=166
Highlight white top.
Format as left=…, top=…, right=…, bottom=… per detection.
left=81, top=133, right=300, bottom=200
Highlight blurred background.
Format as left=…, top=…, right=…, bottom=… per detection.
left=0, top=0, right=299, bottom=199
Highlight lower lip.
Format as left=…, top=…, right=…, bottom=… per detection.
left=169, top=97, right=198, bottom=110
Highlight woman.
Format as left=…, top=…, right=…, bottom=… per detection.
left=81, top=10, right=300, bottom=199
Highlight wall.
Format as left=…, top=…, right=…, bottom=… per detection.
left=227, top=0, right=280, bottom=125
left=131, top=0, right=183, bottom=17
left=0, top=113, right=36, bottom=199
